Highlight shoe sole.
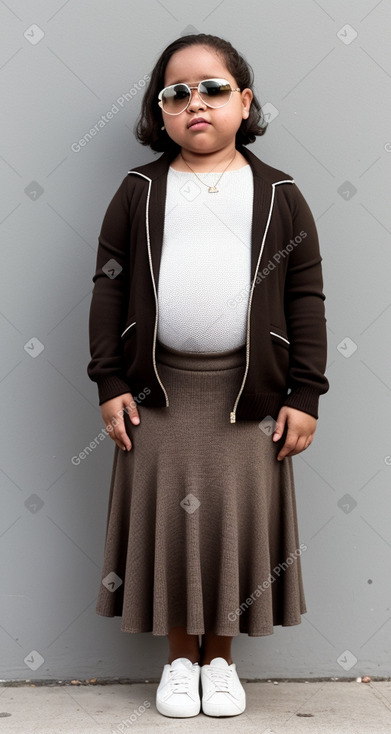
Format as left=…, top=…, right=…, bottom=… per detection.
left=156, top=699, right=201, bottom=717
left=202, top=700, right=246, bottom=717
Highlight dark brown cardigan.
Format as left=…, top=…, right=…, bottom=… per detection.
left=87, top=144, right=329, bottom=422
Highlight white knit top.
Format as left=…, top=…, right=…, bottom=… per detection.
left=157, top=164, right=253, bottom=352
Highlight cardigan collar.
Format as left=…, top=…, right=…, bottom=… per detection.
left=129, top=143, right=294, bottom=186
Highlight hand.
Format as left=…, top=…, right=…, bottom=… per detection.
left=100, top=393, right=140, bottom=452
left=272, top=406, right=317, bottom=461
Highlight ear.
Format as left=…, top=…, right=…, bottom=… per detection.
left=241, top=87, right=253, bottom=118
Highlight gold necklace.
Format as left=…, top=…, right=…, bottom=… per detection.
left=179, top=150, right=237, bottom=193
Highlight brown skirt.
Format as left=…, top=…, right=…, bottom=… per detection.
left=95, top=339, right=307, bottom=636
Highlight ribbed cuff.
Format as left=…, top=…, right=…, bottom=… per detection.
left=97, top=375, right=132, bottom=406
left=283, top=386, right=320, bottom=419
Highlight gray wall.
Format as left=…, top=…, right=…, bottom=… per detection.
left=1, top=0, right=390, bottom=682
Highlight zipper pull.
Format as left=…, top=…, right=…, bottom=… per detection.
left=230, top=411, right=236, bottom=423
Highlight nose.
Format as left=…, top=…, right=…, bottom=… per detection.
left=187, top=87, right=207, bottom=111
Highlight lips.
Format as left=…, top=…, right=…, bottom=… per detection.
left=188, top=117, right=210, bottom=128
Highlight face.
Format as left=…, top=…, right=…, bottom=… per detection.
left=160, top=45, right=253, bottom=154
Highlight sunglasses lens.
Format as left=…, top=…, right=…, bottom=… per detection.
left=161, top=84, right=190, bottom=113
left=199, top=79, right=232, bottom=106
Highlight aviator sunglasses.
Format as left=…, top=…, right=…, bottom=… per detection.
left=158, top=78, right=241, bottom=115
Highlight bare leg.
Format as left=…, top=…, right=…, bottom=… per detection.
left=200, top=633, right=233, bottom=666
left=167, top=626, right=200, bottom=664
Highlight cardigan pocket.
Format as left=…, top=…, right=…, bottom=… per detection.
left=269, top=326, right=290, bottom=388
left=120, top=314, right=137, bottom=372
left=121, top=315, right=137, bottom=340
left=269, top=328, right=290, bottom=349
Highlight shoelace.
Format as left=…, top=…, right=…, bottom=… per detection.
left=168, top=667, right=194, bottom=694
left=208, top=667, right=234, bottom=692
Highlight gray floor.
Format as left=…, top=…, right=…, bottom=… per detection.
left=1, top=679, right=391, bottom=733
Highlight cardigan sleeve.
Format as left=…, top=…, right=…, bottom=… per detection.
left=282, top=182, right=329, bottom=419
left=86, top=175, right=133, bottom=406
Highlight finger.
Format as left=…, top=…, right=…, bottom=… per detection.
left=279, top=434, right=309, bottom=460
left=272, top=412, right=287, bottom=441
left=108, top=417, right=132, bottom=452
left=116, top=439, right=132, bottom=452
left=291, top=436, right=308, bottom=456
left=277, top=431, right=299, bottom=461
left=123, top=398, right=140, bottom=425
left=116, top=421, right=133, bottom=451
left=303, top=436, right=313, bottom=451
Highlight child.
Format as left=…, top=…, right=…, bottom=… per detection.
left=87, top=33, right=329, bottom=719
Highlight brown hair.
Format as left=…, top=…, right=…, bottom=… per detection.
left=134, top=33, right=268, bottom=153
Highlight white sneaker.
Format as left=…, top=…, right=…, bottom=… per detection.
left=201, top=657, right=246, bottom=717
left=156, top=657, right=201, bottom=717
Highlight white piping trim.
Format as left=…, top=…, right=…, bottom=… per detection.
left=127, top=170, right=169, bottom=406
left=270, top=331, right=290, bottom=345
left=230, top=178, right=295, bottom=422
left=121, top=321, right=136, bottom=338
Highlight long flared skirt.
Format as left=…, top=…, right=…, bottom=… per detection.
left=95, top=339, right=307, bottom=636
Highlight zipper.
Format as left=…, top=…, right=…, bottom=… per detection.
left=229, top=179, right=294, bottom=423
left=127, top=171, right=169, bottom=407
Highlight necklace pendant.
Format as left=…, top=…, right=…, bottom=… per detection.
left=208, top=185, right=218, bottom=193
